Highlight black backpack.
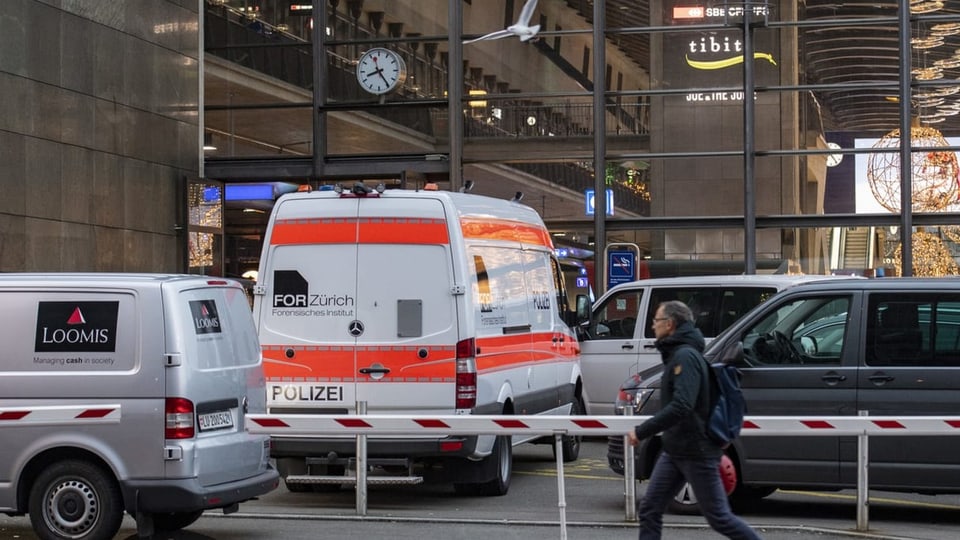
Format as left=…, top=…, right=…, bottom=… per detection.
left=705, top=361, right=746, bottom=448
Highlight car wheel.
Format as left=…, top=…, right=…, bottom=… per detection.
left=29, top=460, right=123, bottom=540
left=665, top=453, right=737, bottom=515
left=666, top=481, right=702, bottom=515
left=554, top=398, right=583, bottom=463
left=152, top=510, right=204, bottom=532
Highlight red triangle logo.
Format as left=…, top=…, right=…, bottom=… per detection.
left=67, top=307, right=86, bottom=325
left=201, top=304, right=210, bottom=317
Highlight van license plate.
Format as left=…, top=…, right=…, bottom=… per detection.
left=198, top=411, right=234, bottom=432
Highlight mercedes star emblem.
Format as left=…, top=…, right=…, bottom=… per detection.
left=348, top=320, right=364, bottom=337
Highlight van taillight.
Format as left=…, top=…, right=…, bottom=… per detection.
left=455, top=338, right=477, bottom=410
left=165, top=397, right=195, bottom=439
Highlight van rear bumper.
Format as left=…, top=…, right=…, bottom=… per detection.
left=270, top=435, right=482, bottom=460
left=123, top=466, right=280, bottom=513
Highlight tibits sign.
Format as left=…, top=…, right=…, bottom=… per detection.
left=666, top=1, right=779, bottom=102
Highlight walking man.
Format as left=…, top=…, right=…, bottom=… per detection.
left=627, top=300, right=761, bottom=539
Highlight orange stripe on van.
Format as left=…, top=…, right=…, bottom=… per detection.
left=263, top=333, right=575, bottom=382
left=460, top=218, right=554, bottom=249
left=270, top=219, right=357, bottom=245
left=358, top=218, right=449, bottom=244
left=262, top=345, right=457, bottom=381
left=269, top=218, right=449, bottom=245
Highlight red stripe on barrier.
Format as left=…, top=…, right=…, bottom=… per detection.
left=415, top=419, right=450, bottom=428
left=76, top=409, right=114, bottom=419
left=873, top=420, right=905, bottom=429
left=947, top=420, right=960, bottom=428
left=801, top=420, right=835, bottom=429
left=253, top=418, right=290, bottom=428
left=572, top=419, right=608, bottom=429
left=0, top=411, right=29, bottom=421
left=742, top=420, right=760, bottom=429
left=495, top=419, right=529, bottom=429
left=337, top=419, right=372, bottom=428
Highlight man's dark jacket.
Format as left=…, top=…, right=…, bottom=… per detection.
left=632, top=321, right=722, bottom=458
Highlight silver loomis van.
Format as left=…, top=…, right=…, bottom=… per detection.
left=0, top=274, right=278, bottom=540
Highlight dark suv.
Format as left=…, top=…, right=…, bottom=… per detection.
left=609, top=277, right=960, bottom=513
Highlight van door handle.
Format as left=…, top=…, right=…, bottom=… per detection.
left=621, top=343, right=635, bottom=350
left=821, top=373, right=846, bottom=383
left=643, top=344, right=656, bottom=350
left=868, top=374, right=895, bottom=383
left=360, top=366, right=391, bottom=375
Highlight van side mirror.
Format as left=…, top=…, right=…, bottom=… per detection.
left=575, top=294, right=591, bottom=322
left=720, top=340, right=744, bottom=366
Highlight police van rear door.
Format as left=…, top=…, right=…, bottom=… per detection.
left=256, top=194, right=362, bottom=414
left=352, top=195, right=459, bottom=415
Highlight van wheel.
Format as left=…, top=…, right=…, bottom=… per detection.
left=477, top=435, right=512, bottom=496
left=553, top=398, right=583, bottom=462
left=454, top=435, right=512, bottom=497
left=29, top=460, right=123, bottom=540
left=152, top=510, right=204, bottom=532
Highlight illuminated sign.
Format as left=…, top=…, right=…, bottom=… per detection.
left=585, top=189, right=614, bottom=216
left=673, top=6, right=704, bottom=20
left=288, top=4, right=312, bottom=16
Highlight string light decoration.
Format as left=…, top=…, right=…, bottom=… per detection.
left=893, top=229, right=959, bottom=277
left=606, top=163, right=651, bottom=201
left=866, top=126, right=959, bottom=213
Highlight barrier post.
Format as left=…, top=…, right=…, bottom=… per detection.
left=856, top=410, right=869, bottom=531
left=553, top=433, right=568, bottom=540
left=356, top=401, right=368, bottom=516
left=623, top=407, right=637, bottom=521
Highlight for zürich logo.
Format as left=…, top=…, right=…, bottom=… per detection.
left=35, top=301, right=119, bottom=353
left=348, top=320, right=364, bottom=337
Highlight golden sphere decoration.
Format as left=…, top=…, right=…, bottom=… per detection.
left=893, top=229, right=960, bottom=277
left=866, top=126, right=959, bottom=212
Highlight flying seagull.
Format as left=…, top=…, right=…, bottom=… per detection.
left=463, top=0, right=540, bottom=45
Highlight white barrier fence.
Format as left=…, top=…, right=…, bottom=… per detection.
left=247, top=411, right=960, bottom=537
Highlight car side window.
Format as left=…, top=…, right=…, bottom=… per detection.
left=586, top=289, right=643, bottom=339
left=866, top=294, right=960, bottom=366
left=645, top=287, right=719, bottom=338
left=742, top=296, right=850, bottom=366
left=643, top=286, right=778, bottom=339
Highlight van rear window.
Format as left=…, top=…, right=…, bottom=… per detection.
left=181, top=288, right=260, bottom=369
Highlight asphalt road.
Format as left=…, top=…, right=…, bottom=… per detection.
left=3, top=439, right=959, bottom=539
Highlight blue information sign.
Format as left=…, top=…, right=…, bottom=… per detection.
left=607, top=250, right=635, bottom=288
left=585, top=189, right=614, bottom=216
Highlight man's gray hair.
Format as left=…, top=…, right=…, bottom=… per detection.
left=659, top=300, right=694, bottom=325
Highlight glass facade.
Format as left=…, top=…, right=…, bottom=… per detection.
left=203, top=1, right=960, bottom=288
left=6, top=1, right=959, bottom=281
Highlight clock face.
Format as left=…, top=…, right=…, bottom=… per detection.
left=826, top=141, right=843, bottom=167
left=356, top=48, right=407, bottom=95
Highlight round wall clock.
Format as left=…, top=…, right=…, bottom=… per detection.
left=356, top=47, right=407, bottom=95
left=826, top=142, right=844, bottom=167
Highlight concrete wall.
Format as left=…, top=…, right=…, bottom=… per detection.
left=0, top=0, right=199, bottom=272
